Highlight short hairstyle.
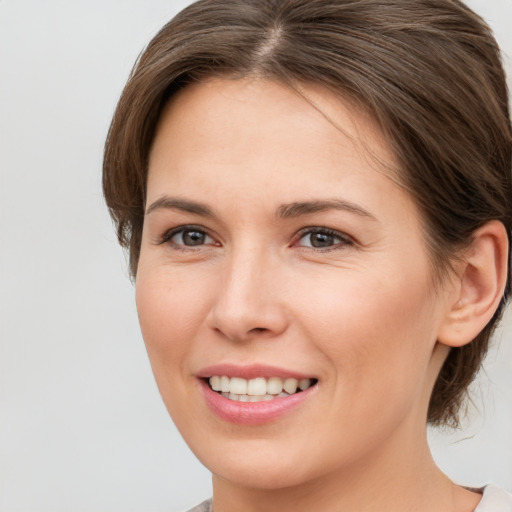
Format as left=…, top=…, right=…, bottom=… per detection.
left=103, top=0, right=512, bottom=427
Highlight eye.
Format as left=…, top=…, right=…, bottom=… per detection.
left=295, top=227, right=353, bottom=250
left=161, top=226, right=216, bottom=247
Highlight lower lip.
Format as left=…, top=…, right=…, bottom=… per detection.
left=200, top=380, right=316, bottom=425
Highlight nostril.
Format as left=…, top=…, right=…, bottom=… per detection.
left=249, top=327, right=267, bottom=334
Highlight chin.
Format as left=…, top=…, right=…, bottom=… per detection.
left=187, top=435, right=329, bottom=491
left=211, top=459, right=313, bottom=490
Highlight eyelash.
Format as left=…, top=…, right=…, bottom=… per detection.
left=158, top=225, right=354, bottom=251
left=293, top=227, right=354, bottom=251
left=158, top=225, right=216, bottom=250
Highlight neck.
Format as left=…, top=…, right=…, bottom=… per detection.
left=211, top=423, right=480, bottom=512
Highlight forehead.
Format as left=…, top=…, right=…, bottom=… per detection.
left=152, top=77, right=395, bottom=168
left=150, top=78, right=400, bottom=183
left=147, top=78, right=415, bottom=225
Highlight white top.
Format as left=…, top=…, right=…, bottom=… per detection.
left=474, top=484, right=512, bottom=511
left=185, top=485, right=512, bottom=511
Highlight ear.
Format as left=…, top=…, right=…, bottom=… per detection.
left=438, top=220, right=509, bottom=348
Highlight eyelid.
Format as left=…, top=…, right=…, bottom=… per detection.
left=157, top=224, right=218, bottom=247
left=155, top=224, right=354, bottom=250
left=293, top=226, right=355, bottom=249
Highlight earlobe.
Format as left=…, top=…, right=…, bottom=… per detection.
left=438, top=220, right=509, bottom=348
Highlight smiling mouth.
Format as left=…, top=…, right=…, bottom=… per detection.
left=206, top=376, right=318, bottom=402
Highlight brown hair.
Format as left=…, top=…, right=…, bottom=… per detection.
left=103, top=0, right=512, bottom=427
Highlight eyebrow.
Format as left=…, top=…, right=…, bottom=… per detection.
left=277, top=199, right=377, bottom=221
left=145, top=196, right=377, bottom=222
left=145, top=197, right=214, bottom=217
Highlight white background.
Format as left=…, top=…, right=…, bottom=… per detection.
left=0, top=1, right=511, bottom=511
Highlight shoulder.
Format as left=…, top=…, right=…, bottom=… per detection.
left=474, top=484, right=512, bottom=512
left=180, top=489, right=512, bottom=512
left=184, top=498, right=212, bottom=512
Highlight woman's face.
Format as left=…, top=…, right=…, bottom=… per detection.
left=136, top=78, right=455, bottom=489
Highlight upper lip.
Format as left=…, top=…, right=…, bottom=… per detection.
left=196, top=363, right=315, bottom=380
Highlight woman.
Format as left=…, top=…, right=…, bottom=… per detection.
left=103, top=0, right=512, bottom=510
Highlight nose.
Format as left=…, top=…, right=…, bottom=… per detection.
left=206, top=248, right=289, bottom=343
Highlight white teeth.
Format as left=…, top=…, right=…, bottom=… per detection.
left=283, top=378, right=298, bottom=394
left=210, top=376, right=221, bottom=391
left=208, top=375, right=315, bottom=399
left=230, top=377, right=247, bottom=395
left=267, top=377, right=283, bottom=395
left=249, top=395, right=267, bottom=402
left=247, top=377, right=266, bottom=396
left=220, top=376, right=230, bottom=393
left=224, top=393, right=288, bottom=402
left=299, top=378, right=312, bottom=391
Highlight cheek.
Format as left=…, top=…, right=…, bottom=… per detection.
left=294, top=273, right=440, bottom=460
left=298, top=266, right=438, bottom=394
left=135, top=267, right=209, bottom=375
left=134, top=266, right=217, bottom=433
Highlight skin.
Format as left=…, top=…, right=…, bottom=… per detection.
left=136, top=78, right=484, bottom=511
